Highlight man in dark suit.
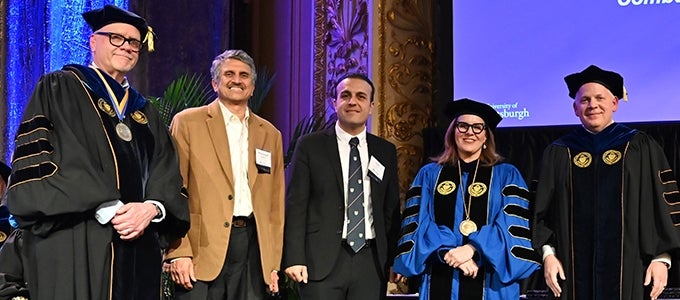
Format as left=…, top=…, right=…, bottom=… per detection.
left=283, top=73, right=401, bottom=300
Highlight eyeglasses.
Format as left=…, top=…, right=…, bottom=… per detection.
left=94, top=32, right=143, bottom=51
left=455, top=122, right=486, bottom=134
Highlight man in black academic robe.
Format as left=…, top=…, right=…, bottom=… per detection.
left=532, top=65, right=680, bottom=300
left=4, top=5, right=189, bottom=300
left=0, top=162, right=29, bottom=300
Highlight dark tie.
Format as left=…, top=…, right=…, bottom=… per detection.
left=346, top=137, right=366, bottom=252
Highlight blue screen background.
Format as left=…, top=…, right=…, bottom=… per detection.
left=454, top=0, right=680, bottom=127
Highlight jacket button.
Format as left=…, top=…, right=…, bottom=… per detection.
left=228, top=195, right=233, bottom=200
left=224, top=221, right=230, bottom=227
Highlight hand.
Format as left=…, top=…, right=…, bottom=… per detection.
left=168, top=257, right=196, bottom=290
left=457, top=260, right=479, bottom=278
left=269, top=270, right=280, bottom=293
left=644, top=261, right=668, bottom=300
left=111, top=202, right=157, bottom=240
left=444, top=244, right=475, bottom=268
left=389, top=266, right=403, bottom=283
left=543, top=254, right=565, bottom=298
left=284, top=265, right=308, bottom=283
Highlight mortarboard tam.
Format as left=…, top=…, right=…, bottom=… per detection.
left=446, top=98, right=503, bottom=130
left=82, top=5, right=156, bottom=52
left=564, top=65, right=627, bottom=101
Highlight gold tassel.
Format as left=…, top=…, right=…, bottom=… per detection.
left=622, top=85, right=628, bottom=101
left=144, top=26, right=155, bottom=52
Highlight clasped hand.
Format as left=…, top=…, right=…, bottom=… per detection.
left=443, top=244, right=478, bottom=278
left=111, top=202, right=156, bottom=240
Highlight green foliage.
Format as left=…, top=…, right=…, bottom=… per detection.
left=283, top=276, right=300, bottom=300
left=148, top=73, right=213, bottom=126
left=285, top=114, right=335, bottom=168
left=249, top=65, right=277, bottom=114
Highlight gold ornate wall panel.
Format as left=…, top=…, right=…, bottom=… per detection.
left=374, top=0, right=434, bottom=198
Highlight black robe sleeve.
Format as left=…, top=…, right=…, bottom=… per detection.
left=140, top=103, right=189, bottom=248
left=631, top=133, right=680, bottom=260
left=6, top=70, right=189, bottom=244
left=532, top=143, right=571, bottom=252
left=6, top=70, right=121, bottom=236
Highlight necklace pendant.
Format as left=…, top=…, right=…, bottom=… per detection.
left=459, top=219, right=478, bottom=236
left=115, top=122, right=132, bottom=142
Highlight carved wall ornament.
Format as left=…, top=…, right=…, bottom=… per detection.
left=384, top=102, right=428, bottom=142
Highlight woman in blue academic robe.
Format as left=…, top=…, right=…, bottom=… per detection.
left=394, top=98, right=540, bottom=300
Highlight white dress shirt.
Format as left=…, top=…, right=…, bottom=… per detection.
left=219, top=102, right=253, bottom=217
left=335, top=123, right=375, bottom=240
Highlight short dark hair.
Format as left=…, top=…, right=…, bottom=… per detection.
left=333, top=73, right=375, bottom=102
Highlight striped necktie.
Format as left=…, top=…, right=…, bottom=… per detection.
left=346, top=137, right=366, bottom=252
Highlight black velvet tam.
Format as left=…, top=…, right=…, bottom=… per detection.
left=82, top=5, right=149, bottom=38
left=564, top=65, right=625, bottom=100
left=445, top=98, right=503, bottom=130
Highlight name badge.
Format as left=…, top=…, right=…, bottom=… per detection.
left=256, top=148, right=272, bottom=174
left=368, top=155, right=385, bottom=182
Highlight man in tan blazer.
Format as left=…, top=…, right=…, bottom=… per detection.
left=165, top=49, right=285, bottom=300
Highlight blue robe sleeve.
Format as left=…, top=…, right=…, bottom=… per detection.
left=393, top=163, right=463, bottom=276
left=468, top=164, right=540, bottom=283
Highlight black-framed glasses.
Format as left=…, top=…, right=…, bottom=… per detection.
left=94, top=32, right=143, bottom=51
left=455, top=122, right=486, bottom=134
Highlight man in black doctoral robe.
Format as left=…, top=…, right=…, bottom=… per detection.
left=0, top=162, right=30, bottom=300
left=4, top=5, right=189, bottom=300
left=532, top=65, right=680, bottom=300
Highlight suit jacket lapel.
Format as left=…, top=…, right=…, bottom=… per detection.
left=206, top=100, right=235, bottom=187
left=324, top=128, right=344, bottom=196
left=247, top=114, right=265, bottom=191
left=366, top=134, right=384, bottom=207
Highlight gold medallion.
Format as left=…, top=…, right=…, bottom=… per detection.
left=573, top=152, right=592, bottom=168
left=0, top=231, right=6, bottom=243
left=602, top=149, right=622, bottom=165
left=97, top=99, right=116, bottom=117
left=459, top=219, right=477, bottom=236
left=115, top=122, right=132, bottom=142
left=131, top=111, right=148, bottom=124
left=458, top=160, right=481, bottom=237
left=437, top=181, right=456, bottom=195
left=468, top=182, right=487, bottom=197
